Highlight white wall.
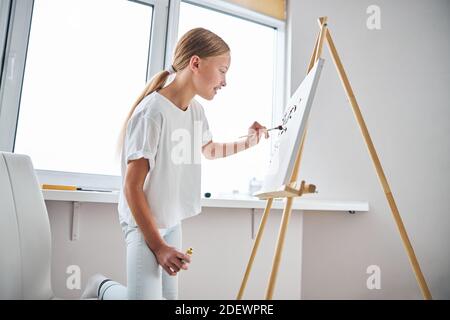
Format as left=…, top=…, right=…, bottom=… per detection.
left=47, top=201, right=303, bottom=300
left=287, top=0, right=450, bottom=299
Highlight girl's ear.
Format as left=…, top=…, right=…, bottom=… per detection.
left=189, top=55, right=201, bottom=73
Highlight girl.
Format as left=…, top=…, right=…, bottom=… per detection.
left=81, top=27, right=268, bottom=300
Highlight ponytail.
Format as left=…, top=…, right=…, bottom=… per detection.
left=115, top=70, right=171, bottom=160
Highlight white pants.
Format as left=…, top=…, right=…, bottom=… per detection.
left=100, top=223, right=182, bottom=300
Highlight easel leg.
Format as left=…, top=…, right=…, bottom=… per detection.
left=237, top=198, right=274, bottom=299
left=265, top=197, right=294, bottom=299
left=323, top=27, right=432, bottom=300
left=238, top=18, right=326, bottom=300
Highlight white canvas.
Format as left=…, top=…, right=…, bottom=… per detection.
left=255, top=58, right=324, bottom=196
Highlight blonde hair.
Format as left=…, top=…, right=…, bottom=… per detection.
left=115, top=28, right=230, bottom=159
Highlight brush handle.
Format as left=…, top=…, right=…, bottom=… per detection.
left=238, top=126, right=280, bottom=139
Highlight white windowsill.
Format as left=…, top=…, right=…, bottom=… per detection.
left=41, top=189, right=369, bottom=212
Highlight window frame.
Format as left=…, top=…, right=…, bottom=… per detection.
left=0, top=0, right=11, bottom=84
left=0, top=0, right=286, bottom=191
left=166, top=0, right=287, bottom=128
left=0, top=0, right=168, bottom=190
left=0, top=0, right=32, bottom=155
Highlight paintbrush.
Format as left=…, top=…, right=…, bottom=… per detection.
left=238, top=125, right=284, bottom=139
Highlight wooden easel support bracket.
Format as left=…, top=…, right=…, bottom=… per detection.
left=289, top=180, right=317, bottom=196
left=253, top=180, right=317, bottom=200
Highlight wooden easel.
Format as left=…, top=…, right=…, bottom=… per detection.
left=236, top=17, right=432, bottom=300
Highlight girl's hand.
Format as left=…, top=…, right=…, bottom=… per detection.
left=247, top=121, right=269, bottom=145
left=153, top=243, right=191, bottom=276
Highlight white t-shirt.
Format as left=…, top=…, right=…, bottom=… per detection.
left=117, top=91, right=213, bottom=230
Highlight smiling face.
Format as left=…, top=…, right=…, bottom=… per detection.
left=190, top=52, right=231, bottom=100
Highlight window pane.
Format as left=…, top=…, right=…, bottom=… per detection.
left=178, top=2, right=276, bottom=195
left=14, top=0, right=152, bottom=176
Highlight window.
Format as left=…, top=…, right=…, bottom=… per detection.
left=1, top=0, right=284, bottom=193
left=177, top=1, right=281, bottom=195
left=13, top=0, right=152, bottom=176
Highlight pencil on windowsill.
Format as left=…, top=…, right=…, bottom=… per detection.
left=41, top=184, right=114, bottom=192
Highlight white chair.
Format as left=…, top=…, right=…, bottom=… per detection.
left=0, top=151, right=55, bottom=299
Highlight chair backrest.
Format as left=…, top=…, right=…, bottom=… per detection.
left=0, top=152, right=53, bottom=299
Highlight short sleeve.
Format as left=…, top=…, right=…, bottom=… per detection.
left=125, top=115, right=161, bottom=169
left=199, top=105, right=213, bottom=146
